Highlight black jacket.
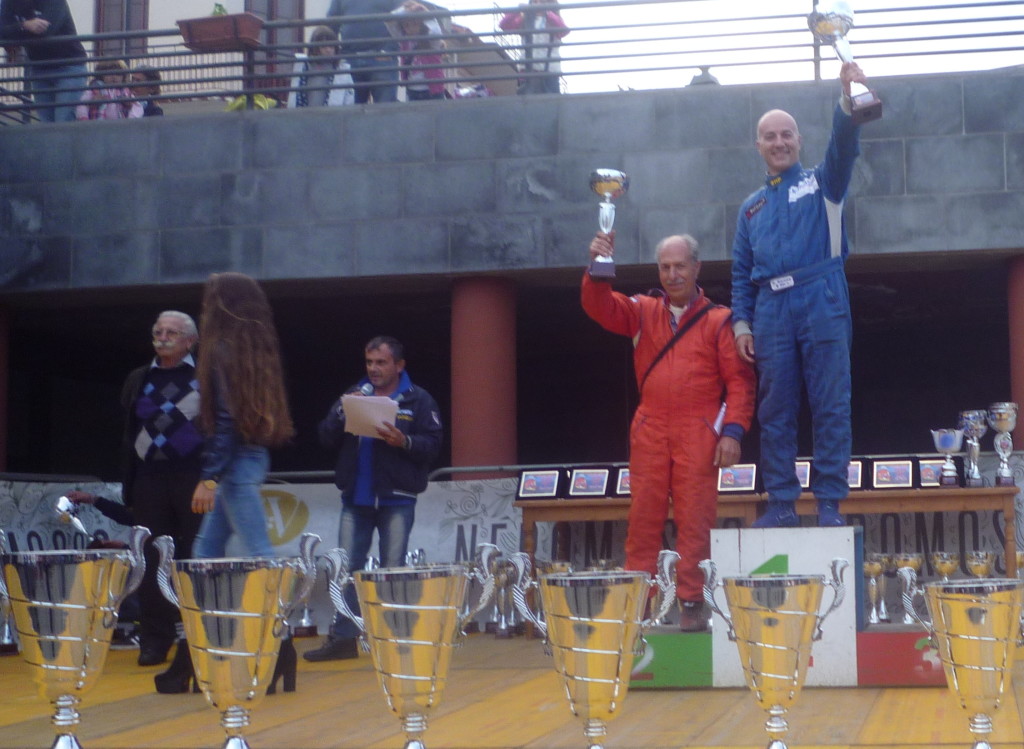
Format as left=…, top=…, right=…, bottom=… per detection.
left=319, top=372, right=442, bottom=503
left=0, top=0, right=86, bottom=66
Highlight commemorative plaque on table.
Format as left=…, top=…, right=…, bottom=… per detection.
left=517, top=469, right=562, bottom=500
left=717, top=464, right=757, bottom=493
left=846, top=459, right=863, bottom=489
left=613, top=467, right=631, bottom=497
left=917, top=458, right=946, bottom=488
left=795, top=459, right=812, bottom=490
left=567, top=468, right=611, bottom=498
left=871, top=458, right=913, bottom=489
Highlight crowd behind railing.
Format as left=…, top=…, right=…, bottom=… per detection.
left=1, top=0, right=1023, bottom=124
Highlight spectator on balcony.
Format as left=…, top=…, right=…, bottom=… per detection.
left=0, top=0, right=88, bottom=123
left=327, top=0, right=402, bottom=104
left=499, top=0, right=568, bottom=95
left=130, top=65, right=163, bottom=117
left=288, top=25, right=355, bottom=108
left=388, top=1, right=445, bottom=101
left=75, top=59, right=142, bottom=120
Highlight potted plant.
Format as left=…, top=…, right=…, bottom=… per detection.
left=177, top=11, right=264, bottom=53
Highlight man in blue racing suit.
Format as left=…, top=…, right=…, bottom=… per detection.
left=731, top=62, right=870, bottom=528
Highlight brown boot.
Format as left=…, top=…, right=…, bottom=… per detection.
left=678, top=600, right=709, bottom=633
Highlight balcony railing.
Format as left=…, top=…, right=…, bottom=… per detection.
left=1, top=0, right=1022, bottom=123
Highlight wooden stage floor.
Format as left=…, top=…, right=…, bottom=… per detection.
left=1, top=633, right=1023, bottom=749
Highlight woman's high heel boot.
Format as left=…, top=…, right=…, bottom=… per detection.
left=154, top=625, right=198, bottom=694
left=266, top=635, right=297, bottom=695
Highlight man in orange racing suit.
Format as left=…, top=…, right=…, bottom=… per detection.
left=582, top=232, right=756, bottom=631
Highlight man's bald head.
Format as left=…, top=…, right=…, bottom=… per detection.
left=756, top=109, right=802, bottom=175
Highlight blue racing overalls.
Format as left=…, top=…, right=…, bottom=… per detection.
left=731, top=101, right=860, bottom=504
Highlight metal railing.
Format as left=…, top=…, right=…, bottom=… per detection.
left=1, top=0, right=1022, bottom=123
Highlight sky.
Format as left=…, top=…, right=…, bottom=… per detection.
left=364, top=0, right=1024, bottom=94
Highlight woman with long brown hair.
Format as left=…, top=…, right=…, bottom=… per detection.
left=190, top=272, right=294, bottom=558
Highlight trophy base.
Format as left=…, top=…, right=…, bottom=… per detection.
left=996, top=475, right=1017, bottom=487
left=939, top=474, right=961, bottom=488
left=964, top=476, right=985, bottom=488
left=588, top=258, right=616, bottom=281
left=292, top=625, right=318, bottom=638
left=0, top=642, right=19, bottom=655
left=850, top=90, right=882, bottom=125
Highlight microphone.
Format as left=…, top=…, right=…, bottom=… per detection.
left=359, top=383, right=374, bottom=396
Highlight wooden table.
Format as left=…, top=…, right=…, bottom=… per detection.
left=514, top=485, right=1020, bottom=575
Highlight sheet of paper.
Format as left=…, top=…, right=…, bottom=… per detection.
left=341, top=395, right=399, bottom=439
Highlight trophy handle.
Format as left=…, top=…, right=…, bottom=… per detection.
left=0, top=541, right=9, bottom=621
left=699, top=559, right=736, bottom=641
left=460, top=543, right=499, bottom=633
left=275, top=533, right=321, bottom=638
left=897, top=567, right=932, bottom=635
left=508, top=552, right=547, bottom=639
left=642, top=549, right=679, bottom=629
left=813, top=557, right=849, bottom=641
left=323, top=547, right=365, bottom=635
left=153, top=535, right=180, bottom=609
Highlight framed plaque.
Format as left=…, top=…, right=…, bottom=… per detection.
left=614, top=467, right=631, bottom=496
left=873, top=459, right=913, bottom=489
left=847, top=460, right=863, bottom=489
left=918, top=459, right=944, bottom=488
left=517, top=469, right=560, bottom=499
left=795, top=460, right=811, bottom=490
left=568, top=468, right=610, bottom=498
left=718, top=464, right=757, bottom=493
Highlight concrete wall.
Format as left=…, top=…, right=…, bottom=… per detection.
left=1, top=67, right=1023, bottom=294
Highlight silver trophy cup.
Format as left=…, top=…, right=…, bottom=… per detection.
left=587, top=169, right=629, bottom=280
left=509, top=549, right=679, bottom=749
left=959, top=410, right=989, bottom=487
left=931, top=428, right=964, bottom=487
left=807, top=0, right=882, bottom=123
left=155, top=533, right=320, bottom=749
left=324, top=543, right=498, bottom=749
left=987, top=402, right=1018, bottom=487
left=701, top=558, right=848, bottom=749
left=0, top=525, right=149, bottom=749
left=899, top=569, right=1024, bottom=749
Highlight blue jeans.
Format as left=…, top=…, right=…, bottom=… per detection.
left=347, top=55, right=398, bottom=104
left=26, top=63, right=87, bottom=123
left=193, top=445, right=273, bottom=559
left=755, top=273, right=852, bottom=503
left=330, top=502, right=415, bottom=639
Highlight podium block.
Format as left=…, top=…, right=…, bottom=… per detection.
left=709, top=527, right=862, bottom=687
left=856, top=629, right=945, bottom=686
left=630, top=631, right=711, bottom=688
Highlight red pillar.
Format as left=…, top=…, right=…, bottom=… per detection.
left=450, top=278, right=517, bottom=474
left=1009, top=257, right=1024, bottom=447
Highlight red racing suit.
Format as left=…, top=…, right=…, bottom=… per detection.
left=581, top=274, right=756, bottom=601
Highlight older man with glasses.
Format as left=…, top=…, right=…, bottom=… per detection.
left=117, top=311, right=204, bottom=671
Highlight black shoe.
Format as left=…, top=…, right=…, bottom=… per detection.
left=302, top=636, right=359, bottom=662
left=138, top=644, right=170, bottom=667
left=154, top=640, right=199, bottom=694
left=267, top=637, right=297, bottom=694
left=679, top=601, right=710, bottom=633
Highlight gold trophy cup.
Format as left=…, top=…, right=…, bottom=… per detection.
left=900, top=569, right=1024, bottom=749
left=701, top=558, right=848, bottom=749
left=155, top=533, right=320, bottom=749
left=509, top=549, right=678, bottom=749
left=324, top=544, right=498, bottom=749
left=0, top=526, right=149, bottom=749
